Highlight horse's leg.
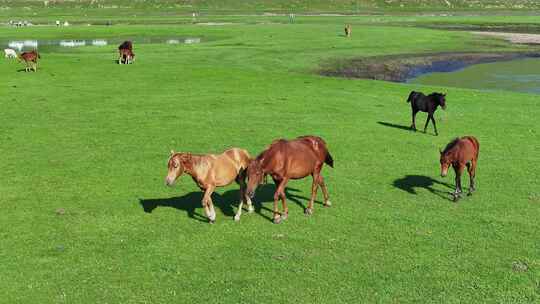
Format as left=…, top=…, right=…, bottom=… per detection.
left=234, top=180, right=244, bottom=222
left=423, top=112, right=431, bottom=133
left=305, top=172, right=320, bottom=216
left=273, top=178, right=288, bottom=224
left=411, top=108, right=418, bottom=130
left=318, top=175, right=332, bottom=207
left=467, top=161, right=477, bottom=195
left=452, top=165, right=464, bottom=202
left=202, top=185, right=216, bottom=223
left=279, top=178, right=290, bottom=220
left=234, top=173, right=252, bottom=221
left=430, top=115, right=438, bottom=136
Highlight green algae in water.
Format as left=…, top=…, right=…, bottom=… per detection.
left=409, top=58, right=540, bottom=95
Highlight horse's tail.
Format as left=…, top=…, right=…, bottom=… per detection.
left=469, top=136, right=480, bottom=160
left=325, top=151, right=334, bottom=168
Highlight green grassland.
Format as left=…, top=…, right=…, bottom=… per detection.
left=1, top=13, right=539, bottom=303
left=1, top=0, right=540, bottom=11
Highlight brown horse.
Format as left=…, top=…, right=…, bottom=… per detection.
left=118, top=41, right=134, bottom=64
left=165, top=148, right=253, bottom=223
left=344, top=24, right=352, bottom=38
left=118, top=48, right=135, bottom=64
left=246, top=136, right=334, bottom=224
left=440, top=136, right=480, bottom=202
left=18, top=50, right=40, bottom=72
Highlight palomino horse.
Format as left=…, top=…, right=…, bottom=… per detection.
left=344, top=24, right=352, bottom=37
left=165, top=148, right=253, bottom=223
left=246, top=136, right=334, bottom=224
left=18, top=50, right=40, bottom=72
left=440, top=136, right=480, bottom=202
left=407, top=91, right=447, bottom=136
left=118, top=41, right=134, bottom=64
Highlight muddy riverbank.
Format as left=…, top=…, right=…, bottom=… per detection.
left=319, top=51, right=540, bottom=82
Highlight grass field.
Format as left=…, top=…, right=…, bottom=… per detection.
left=1, top=12, right=539, bottom=304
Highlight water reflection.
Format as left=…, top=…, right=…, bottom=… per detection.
left=59, top=40, right=86, bottom=47
left=184, top=38, right=201, bottom=44
left=2, top=37, right=201, bottom=51
left=8, top=40, right=38, bottom=51
left=92, top=40, right=108, bottom=46
left=409, top=58, right=540, bottom=95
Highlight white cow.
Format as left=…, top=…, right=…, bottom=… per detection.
left=4, top=48, right=17, bottom=58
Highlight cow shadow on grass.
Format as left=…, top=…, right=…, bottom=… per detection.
left=139, top=184, right=318, bottom=223
left=393, top=175, right=454, bottom=201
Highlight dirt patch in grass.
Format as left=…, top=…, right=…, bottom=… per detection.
left=473, top=32, right=540, bottom=45
left=319, top=51, right=540, bottom=82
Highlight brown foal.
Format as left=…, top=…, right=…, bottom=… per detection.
left=165, top=148, right=253, bottom=223
left=440, top=136, right=480, bottom=202
left=246, top=136, right=334, bottom=224
left=18, top=50, right=40, bottom=72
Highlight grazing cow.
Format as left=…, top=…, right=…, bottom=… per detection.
left=4, top=48, right=17, bottom=58
left=18, top=50, right=40, bottom=72
left=345, top=24, right=352, bottom=38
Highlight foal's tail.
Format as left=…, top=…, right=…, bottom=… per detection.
left=325, top=151, right=334, bottom=168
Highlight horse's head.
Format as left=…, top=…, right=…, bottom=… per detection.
left=435, top=93, right=447, bottom=110
left=439, top=148, right=451, bottom=177
left=246, top=158, right=264, bottom=198
left=165, top=151, right=190, bottom=186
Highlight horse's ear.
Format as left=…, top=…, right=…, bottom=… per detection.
left=170, top=150, right=175, bottom=155
left=439, top=148, right=443, bottom=154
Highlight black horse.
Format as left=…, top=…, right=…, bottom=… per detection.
left=407, top=91, right=447, bottom=136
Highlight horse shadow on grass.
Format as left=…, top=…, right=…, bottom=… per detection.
left=139, top=184, right=318, bottom=223
left=393, top=175, right=454, bottom=201
left=377, top=121, right=413, bottom=132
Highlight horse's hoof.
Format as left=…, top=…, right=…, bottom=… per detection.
left=324, top=201, right=332, bottom=207
left=248, top=206, right=255, bottom=213
left=281, top=213, right=288, bottom=221
left=209, top=219, right=215, bottom=224
left=304, top=208, right=313, bottom=216
left=453, top=196, right=460, bottom=203
left=273, top=217, right=282, bottom=224
left=234, top=215, right=241, bottom=222
left=467, top=192, right=473, bottom=196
